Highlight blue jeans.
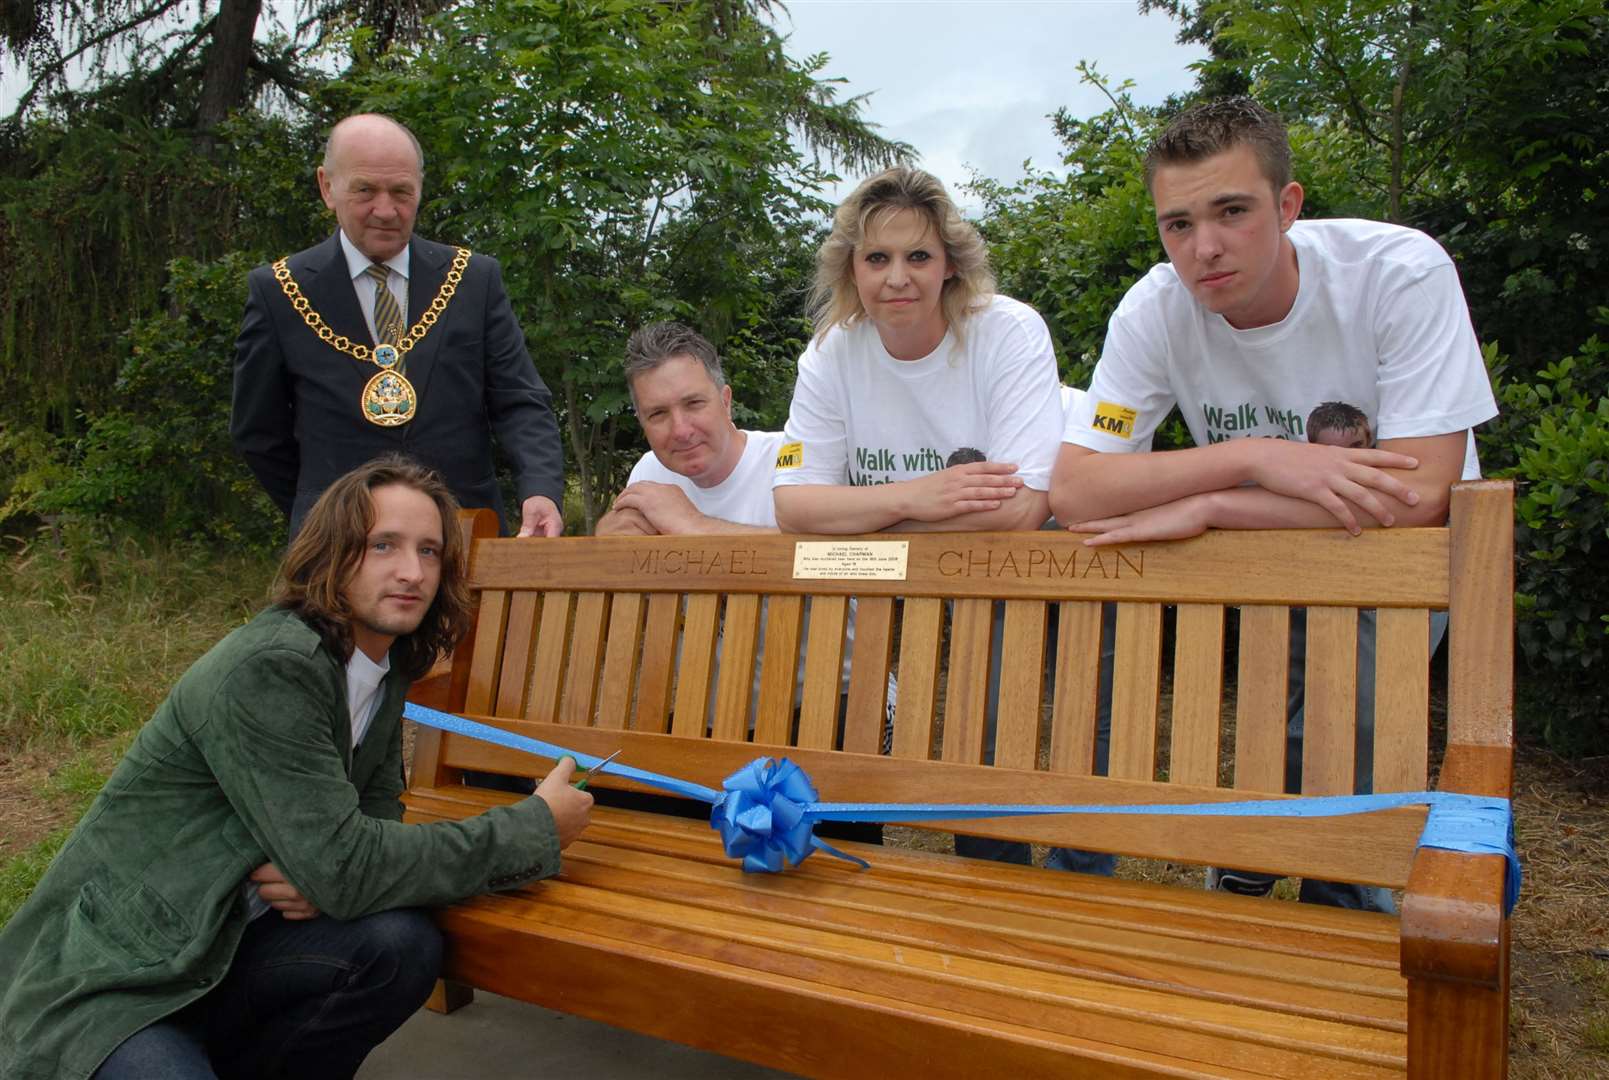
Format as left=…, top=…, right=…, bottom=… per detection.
left=954, top=601, right=1118, bottom=876
left=1211, top=608, right=1451, bottom=913
left=94, top=908, right=442, bottom=1080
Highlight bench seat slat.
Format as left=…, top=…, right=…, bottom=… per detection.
left=1049, top=600, right=1105, bottom=775
left=409, top=794, right=1403, bottom=953
left=1234, top=605, right=1290, bottom=794
left=526, top=591, right=572, bottom=724
left=633, top=593, right=679, bottom=733
left=892, top=597, right=942, bottom=761
left=1111, top=603, right=1164, bottom=781
left=1303, top=607, right=1360, bottom=796
left=594, top=592, right=644, bottom=730
left=548, top=845, right=1407, bottom=1000
left=521, top=868, right=1407, bottom=1027
left=464, top=589, right=510, bottom=715
left=941, top=598, right=993, bottom=764
left=712, top=593, right=762, bottom=741
left=561, top=592, right=609, bottom=727
left=449, top=889, right=1406, bottom=1079
left=798, top=595, right=848, bottom=750
left=995, top=600, right=1048, bottom=770
left=1373, top=608, right=1430, bottom=793
left=438, top=912, right=1277, bottom=1080
left=671, top=593, right=719, bottom=737
left=443, top=885, right=1405, bottom=1080
left=754, top=595, right=804, bottom=745
left=843, top=596, right=894, bottom=755
left=1170, top=604, right=1225, bottom=787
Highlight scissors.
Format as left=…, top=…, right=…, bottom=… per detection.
left=563, top=748, right=623, bottom=791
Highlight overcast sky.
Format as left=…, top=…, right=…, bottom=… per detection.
left=772, top=0, right=1207, bottom=210
left=3, top=1, right=1207, bottom=212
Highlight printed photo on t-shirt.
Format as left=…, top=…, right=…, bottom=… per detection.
left=1306, top=401, right=1375, bottom=449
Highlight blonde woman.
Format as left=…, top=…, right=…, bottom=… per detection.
left=773, top=168, right=1112, bottom=875
left=772, top=167, right=1062, bottom=533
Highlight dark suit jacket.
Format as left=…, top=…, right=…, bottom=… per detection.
left=230, top=233, right=564, bottom=535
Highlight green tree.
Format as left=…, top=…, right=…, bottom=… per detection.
left=1184, top=0, right=1603, bottom=222
left=0, top=111, right=325, bottom=431
left=354, top=0, right=901, bottom=528
left=0, top=0, right=442, bottom=133
left=974, top=66, right=1163, bottom=387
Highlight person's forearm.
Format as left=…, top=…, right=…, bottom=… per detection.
left=774, top=484, right=909, bottom=533
left=594, top=509, right=656, bottom=536
left=680, top=517, right=778, bottom=536
left=889, top=489, right=1050, bottom=532
left=1202, top=485, right=1415, bottom=530
left=1051, top=442, right=1257, bottom=523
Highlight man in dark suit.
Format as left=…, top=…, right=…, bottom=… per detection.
left=231, top=113, right=565, bottom=538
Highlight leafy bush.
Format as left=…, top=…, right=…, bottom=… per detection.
left=2, top=253, right=283, bottom=550
left=1486, top=335, right=1609, bottom=755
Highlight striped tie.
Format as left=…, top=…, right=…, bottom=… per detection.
left=366, top=264, right=405, bottom=345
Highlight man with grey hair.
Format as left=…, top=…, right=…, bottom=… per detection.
left=232, top=112, right=565, bottom=539
left=597, top=324, right=893, bottom=797
left=596, top=321, right=783, bottom=536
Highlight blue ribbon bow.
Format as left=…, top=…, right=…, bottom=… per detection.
left=404, top=703, right=1520, bottom=914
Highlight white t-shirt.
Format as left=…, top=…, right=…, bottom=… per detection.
left=626, top=429, right=786, bottom=527
left=346, top=647, right=390, bottom=751
left=623, top=428, right=866, bottom=720
left=1064, top=219, right=1497, bottom=480
left=776, top=294, right=1065, bottom=493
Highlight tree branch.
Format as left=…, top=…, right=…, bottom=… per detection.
left=5, top=0, right=194, bottom=125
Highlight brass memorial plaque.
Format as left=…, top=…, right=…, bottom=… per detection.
left=792, top=540, right=910, bottom=581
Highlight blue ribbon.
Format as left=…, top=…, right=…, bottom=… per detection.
left=405, top=702, right=720, bottom=802
left=404, top=703, right=1520, bottom=914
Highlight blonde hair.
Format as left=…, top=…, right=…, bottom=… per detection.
left=810, top=167, right=995, bottom=342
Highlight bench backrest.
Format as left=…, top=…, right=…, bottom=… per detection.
left=412, top=481, right=1513, bottom=890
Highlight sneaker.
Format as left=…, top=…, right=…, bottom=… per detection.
left=1206, top=867, right=1277, bottom=898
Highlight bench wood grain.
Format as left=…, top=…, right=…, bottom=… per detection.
left=404, top=481, right=1514, bottom=1079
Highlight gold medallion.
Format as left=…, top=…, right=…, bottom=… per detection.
left=272, top=247, right=472, bottom=427
left=363, top=369, right=417, bottom=426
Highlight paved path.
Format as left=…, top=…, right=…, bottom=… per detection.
left=360, top=991, right=798, bottom=1079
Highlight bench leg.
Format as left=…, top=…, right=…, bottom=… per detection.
left=425, top=979, right=474, bottom=1015
left=1408, top=979, right=1507, bottom=1079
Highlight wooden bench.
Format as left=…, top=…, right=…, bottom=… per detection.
left=403, top=480, right=1514, bottom=1079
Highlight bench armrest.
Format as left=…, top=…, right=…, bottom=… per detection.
left=1400, top=740, right=1512, bottom=988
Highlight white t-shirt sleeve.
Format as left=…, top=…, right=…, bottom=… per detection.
left=977, top=305, right=1064, bottom=490
left=774, top=340, right=848, bottom=488
left=1063, top=304, right=1178, bottom=455
left=1372, top=262, right=1498, bottom=442
left=625, top=452, right=653, bottom=486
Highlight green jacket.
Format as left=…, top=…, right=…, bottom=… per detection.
left=0, top=607, right=560, bottom=1079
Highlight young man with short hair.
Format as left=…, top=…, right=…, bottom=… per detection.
left=0, top=457, right=592, bottom=1079
left=1051, top=97, right=1497, bottom=908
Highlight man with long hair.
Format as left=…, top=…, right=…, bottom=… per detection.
left=0, top=456, right=592, bottom=1079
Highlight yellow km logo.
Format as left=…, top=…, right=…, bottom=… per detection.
left=1092, top=401, right=1137, bottom=439
left=775, top=441, right=803, bottom=469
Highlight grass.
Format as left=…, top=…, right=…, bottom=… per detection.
left=0, top=828, right=70, bottom=927
left=1585, top=1014, right=1609, bottom=1054
left=0, top=534, right=275, bottom=753
left=0, top=534, right=275, bottom=924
